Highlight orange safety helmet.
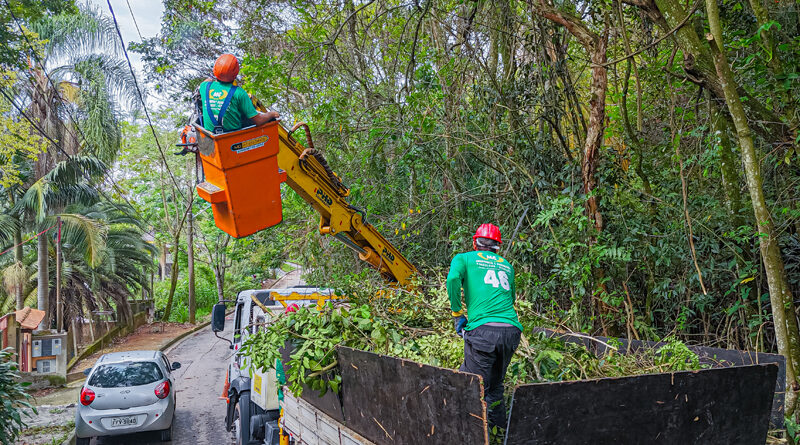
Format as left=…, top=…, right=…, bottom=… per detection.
left=213, top=54, right=240, bottom=82
left=473, top=223, right=502, bottom=244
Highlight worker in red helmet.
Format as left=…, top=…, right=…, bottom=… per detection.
left=446, top=223, right=521, bottom=430
left=197, top=54, right=279, bottom=134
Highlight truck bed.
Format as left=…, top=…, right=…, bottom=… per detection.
left=282, top=392, right=374, bottom=445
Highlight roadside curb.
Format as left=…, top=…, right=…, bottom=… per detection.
left=159, top=319, right=211, bottom=352
left=64, top=318, right=214, bottom=384
left=61, top=431, right=75, bottom=445
left=160, top=309, right=235, bottom=353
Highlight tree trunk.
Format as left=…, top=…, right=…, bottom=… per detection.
left=582, top=33, right=608, bottom=234
left=632, top=0, right=790, bottom=143
left=56, top=217, right=62, bottom=332
left=616, top=1, right=653, bottom=198
left=705, top=0, right=800, bottom=414
left=711, top=101, right=761, bottom=348
left=9, top=191, right=25, bottom=310
left=747, top=0, right=783, bottom=77
left=13, top=226, right=24, bottom=310
left=162, top=233, right=182, bottom=322
left=187, top=163, right=196, bottom=324
left=530, top=2, right=613, bottom=334
left=214, top=265, right=225, bottom=303
left=37, top=232, right=49, bottom=330
left=159, top=241, right=168, bottom=280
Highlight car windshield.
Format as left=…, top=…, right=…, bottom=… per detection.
left=88, top=361, right=163, bottom=388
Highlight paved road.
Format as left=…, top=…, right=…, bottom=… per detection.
left=92, top=321, right=234, bottom=444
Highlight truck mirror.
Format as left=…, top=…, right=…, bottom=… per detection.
left=212, top=303, right=226, bottom=332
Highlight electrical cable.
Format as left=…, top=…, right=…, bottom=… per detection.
left=2, top=0, right=150, bottom=223
left=124, top=0, right=145, bottom=41
left=0, top=223, right=58, bottom=257
left=105, top=0, right=186, bottom=200
left=0, top=88, right=149, bottom=231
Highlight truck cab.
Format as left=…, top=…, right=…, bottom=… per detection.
left=215, top=286, right=335, bottom=445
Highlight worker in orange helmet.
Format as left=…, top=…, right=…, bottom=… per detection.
left=446, top=223, right=521, bottom=430
left=197, top=54, right=279, bottom=134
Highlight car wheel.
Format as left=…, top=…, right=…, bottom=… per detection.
left=160, top=422, right=173, bottom=442
left=233, top=392, right=252, bottom=445
left=76, top=438, right=91, bottom=445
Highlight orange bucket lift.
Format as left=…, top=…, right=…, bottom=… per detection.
left=194, top=122, right=286, bottom=238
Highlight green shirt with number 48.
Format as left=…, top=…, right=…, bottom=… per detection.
left=446, top=250, right=522, bottom=331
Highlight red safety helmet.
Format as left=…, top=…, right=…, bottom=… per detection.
left=473, top=223, right=502, bottom=244
left=213, top=54, right=240, bottom=82
left=285, top=303, right=300, bottom=314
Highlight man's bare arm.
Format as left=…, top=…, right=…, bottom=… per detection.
left=251, top=111, right=280, bottom=126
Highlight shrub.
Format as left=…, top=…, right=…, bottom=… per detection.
left=0, top=347, right=35, bottom=444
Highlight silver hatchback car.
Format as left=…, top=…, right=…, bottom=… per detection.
left=75, top=350, right=181, bottom=444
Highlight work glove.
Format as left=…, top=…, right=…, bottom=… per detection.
left=454, top=314, right=467, bottom=337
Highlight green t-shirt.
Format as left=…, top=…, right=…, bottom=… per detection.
left=446, top=250, right=521, bottom=331
left=200, top=80, right=259, bottom=133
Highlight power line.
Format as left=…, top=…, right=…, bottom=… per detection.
left=124, top=0, right=145, bottom=41
left=0, top=224, right=57, bottom=257
left=105, top=0, right=186, bottom=200
left=2, top=0, right=150, bottom=223
left=0, top=88, right=149, bottom=231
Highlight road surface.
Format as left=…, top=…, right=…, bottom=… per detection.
left=92, top=320, right=234, bottom=444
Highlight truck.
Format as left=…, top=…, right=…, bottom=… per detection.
left=213, top=286, right=784, bottom=445
left=188, top=113, right=782, bottom=445
left=215, top=286, right=374, bottom=445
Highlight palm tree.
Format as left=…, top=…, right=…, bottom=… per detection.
left=5, top=4, right=139, bottom=327
left=9, top=157, right=104, bottom=324
left=0, top=157, right=153, bottom=329
left=59, top=202, right=155, bottom=329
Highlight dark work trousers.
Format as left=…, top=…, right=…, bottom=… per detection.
left=459, top=324, right=522, bottom=430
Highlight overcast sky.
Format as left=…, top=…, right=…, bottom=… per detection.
left=85, top=0, right=164, bottom=82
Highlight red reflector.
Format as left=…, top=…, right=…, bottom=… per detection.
left=155, top=380, right=170, bottom=399
left=80, top=387, right=95, bottom=406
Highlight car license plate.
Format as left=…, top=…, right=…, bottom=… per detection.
left=111, top=416, right=137, bottom=427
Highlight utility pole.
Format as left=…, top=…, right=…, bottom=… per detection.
left=37, top=225, right=49, bottom=330
left=187, top=161, right=196, bottom=324
left=150, top=252, right=154, bottom=300
left=56, top=216, right=62, bottom=332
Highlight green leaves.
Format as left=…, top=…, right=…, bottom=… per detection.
left=0, top=347, right=35, bottom=444
left=243, top=287, right=461, bottom=397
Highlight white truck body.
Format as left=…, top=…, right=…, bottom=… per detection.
left=229, top=287, right=374, bottom=445
left=281, top=392, right=374, bottom=445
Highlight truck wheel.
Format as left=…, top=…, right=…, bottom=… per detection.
left=233, top=392, right=253, bottom=445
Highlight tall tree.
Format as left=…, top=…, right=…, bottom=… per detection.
left=705, top=0, right=800, bottom=414
left=13, top=4, right=137, bottom=326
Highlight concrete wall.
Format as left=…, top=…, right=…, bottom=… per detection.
left=66, top=311, right=148, bottom=373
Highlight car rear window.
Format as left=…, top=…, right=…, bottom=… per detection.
left=88, top=361, right=163, bottom=388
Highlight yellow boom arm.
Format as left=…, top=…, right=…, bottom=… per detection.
left=274, top=123, right=417, bottom=285
left=192, top=97, right=416, bottom=286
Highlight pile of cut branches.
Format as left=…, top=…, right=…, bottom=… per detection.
left=242, top=282, right=704, bottom=399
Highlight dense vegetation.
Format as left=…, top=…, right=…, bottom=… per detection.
left=134, top=0, right=800, bottom=415
left=2, top=0, right=800, bottom=434
left=242, top=285, right=705, bottom=397
left=0, top=347, right=34, bottom=444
